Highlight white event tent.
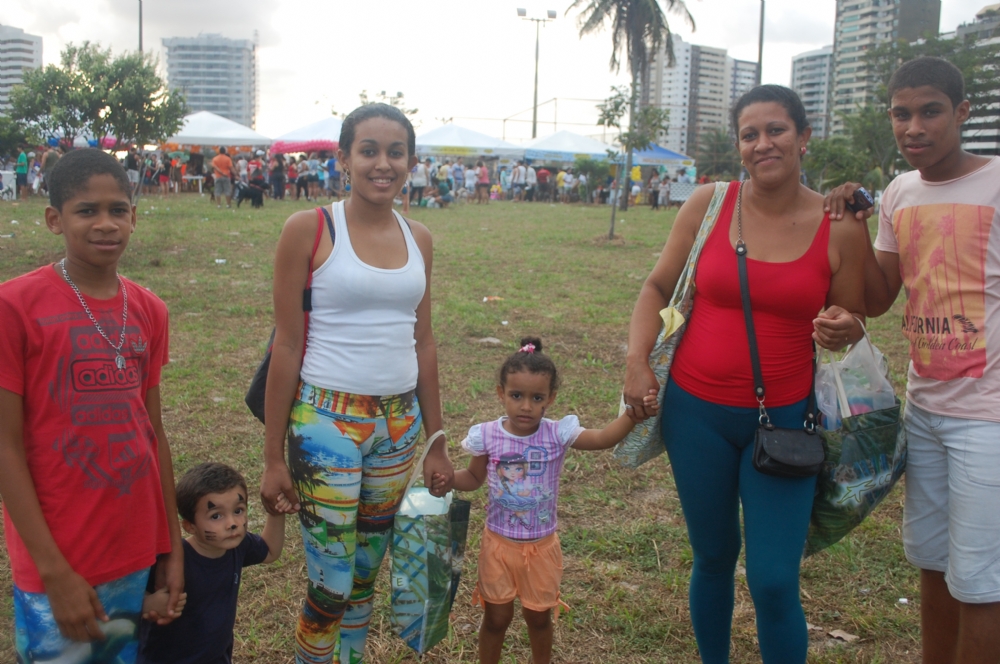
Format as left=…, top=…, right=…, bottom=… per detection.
left=270, top=116, right=343, bottom=154
left=415, top=124, right=523, bottom=159
left=524, top=131, right=616, bottom=162
left=167, top=111, right=271, bottom=147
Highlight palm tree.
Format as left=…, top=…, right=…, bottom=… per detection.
left=695, top=127, right=741, bottom=179
left=287, top=431, right=325, bottom=519
left=571, top=0, right=695, bottom=211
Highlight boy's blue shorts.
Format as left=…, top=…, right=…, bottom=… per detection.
left=14, top=568, right=148, bottom=663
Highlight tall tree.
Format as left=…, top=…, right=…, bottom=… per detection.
left=98, top=50, right=187, bottom=149
left=10, top=57, right=88, bottom=147
left=801, top=136, right=867, bottom=193
left=11, top=42, right=185, bottom=150
left=694, top=127, right=741, bottom=178
left=839, top=102, right=901, bottom=192
left=598, top=85, right=670, bottom=237
left=572, top=0, right=694, bottom=212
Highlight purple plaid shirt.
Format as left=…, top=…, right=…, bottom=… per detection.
left=462, top=416, right=583, bottom=540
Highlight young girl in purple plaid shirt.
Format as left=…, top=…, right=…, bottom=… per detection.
left=453, top=337, right=657, bottom=664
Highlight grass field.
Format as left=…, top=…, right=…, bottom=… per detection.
left=0, top=192, right=919, bottom=663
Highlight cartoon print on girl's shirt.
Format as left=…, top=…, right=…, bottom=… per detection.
left=492, top=449, right=553, bottom=528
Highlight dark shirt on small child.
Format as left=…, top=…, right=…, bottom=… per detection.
left=137, top=534, right=270, bottom=664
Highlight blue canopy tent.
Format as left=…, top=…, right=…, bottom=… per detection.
left=631, top=144, right=695, bottom=169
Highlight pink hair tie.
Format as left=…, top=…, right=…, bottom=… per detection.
left=519, top=343, right=536, bottom=354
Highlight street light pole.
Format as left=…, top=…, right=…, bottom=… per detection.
left=756, top=0, right=764, bottom=86
left=532, top=20, right=540, bottom=139
left=518, top=9, right=556, bottom=139
left=139, top=0, right=143, bottom=53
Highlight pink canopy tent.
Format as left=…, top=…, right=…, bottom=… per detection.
left=270, top=116, right=343, bottom=154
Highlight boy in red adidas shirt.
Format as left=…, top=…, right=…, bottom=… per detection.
left=0, top=149, right=184, bottom=662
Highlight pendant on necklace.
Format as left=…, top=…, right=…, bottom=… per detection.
left=116, top=354, right=126, bottom=370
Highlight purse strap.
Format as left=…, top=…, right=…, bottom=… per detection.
left=733, top=182, right=816, bottom=432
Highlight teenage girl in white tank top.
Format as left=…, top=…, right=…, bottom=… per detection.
left=260, top=105, right=454, bottom=664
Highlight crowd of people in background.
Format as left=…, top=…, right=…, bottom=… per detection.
left=1, top=141, right=696, bottom=211
left=1, top=145, right=63, bottom=200
left=398, top=156, right=690, bottom=209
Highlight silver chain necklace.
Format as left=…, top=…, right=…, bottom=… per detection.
left=59, top=258, right=129, bottom=370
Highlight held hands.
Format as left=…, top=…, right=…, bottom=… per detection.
left=260, top=463, right=301, bottom=516
left=823, top=183, right=874, bottom=222
left=45, top=567, right=109, bottom=642
left=146, top=548, right=185, bottom=625
left=813, top=306, right=860, bottom=352
left=143, top=587, right=188, bottom=623
left=623, top=362, right=661, bottom=422
left=424, top=442, right=454, bottom=497
left=626, top=393, right=660, bottom=421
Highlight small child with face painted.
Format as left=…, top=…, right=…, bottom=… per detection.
left=137, top=463, right=286, bottom=664
left=453, top=337, right=657, bottom=664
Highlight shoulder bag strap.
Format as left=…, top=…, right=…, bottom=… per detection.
left=666, top=181, right=731, bottom=308
left=735, top=239, right=767, bottom=407
left=300, top=206, right=336, bottom=357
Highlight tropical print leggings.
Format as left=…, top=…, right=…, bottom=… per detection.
left=289, top=382, right=422, bottom=664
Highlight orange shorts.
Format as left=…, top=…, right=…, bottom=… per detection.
left=473, top=526, right=567, bottom=613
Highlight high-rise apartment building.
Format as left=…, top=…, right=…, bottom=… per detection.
left=791, top=46, right=834, bottom=139
left=830, top=0, right=941, bottom=134
left=163, top=34, right=258, bottom=129
left=0, top=24, right=42, bottom=115
left=643, top=35, right=760, bottom=156
left=955, top=4, right=1000, bottom=155
left=686, top=44, right=729, bottom=154
left=644, top=37, right=693, bottom=155
left=727, top=58, right=759, bottom=110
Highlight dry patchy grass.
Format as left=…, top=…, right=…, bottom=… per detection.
left=0, top=193, right=918, bottom=663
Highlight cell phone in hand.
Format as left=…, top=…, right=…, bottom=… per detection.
left=844, top=187, right=874, bottom=214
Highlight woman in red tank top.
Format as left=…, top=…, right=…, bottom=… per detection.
left=623, top=86, right=868, bottom=664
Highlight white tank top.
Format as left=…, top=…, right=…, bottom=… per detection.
left=299, top=201, right=426, bottom=395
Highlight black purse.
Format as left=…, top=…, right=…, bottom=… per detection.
left=245, top=206, right=335, bottom=423
left=734, top=184, right=824, bottom=479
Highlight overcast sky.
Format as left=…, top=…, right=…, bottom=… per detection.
left=3, top=0, right=989, bottom=143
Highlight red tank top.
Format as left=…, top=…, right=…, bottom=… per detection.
left=670, top=182, right=832, bottom=407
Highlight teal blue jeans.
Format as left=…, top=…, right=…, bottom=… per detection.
left=662, top=379, right=817, bottom=664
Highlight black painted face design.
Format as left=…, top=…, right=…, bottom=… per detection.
left=191, top=489, right=248, bottom=551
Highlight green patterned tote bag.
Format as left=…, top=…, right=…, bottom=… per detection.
left=805, top=331, right=906, bottom=557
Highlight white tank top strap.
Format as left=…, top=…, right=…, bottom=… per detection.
left=315, top=200, right=422, bottom=276
left=300, top=200, right=427, bottom=396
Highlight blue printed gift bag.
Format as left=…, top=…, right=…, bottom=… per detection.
left=390, top=442, right=471, bottom=655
